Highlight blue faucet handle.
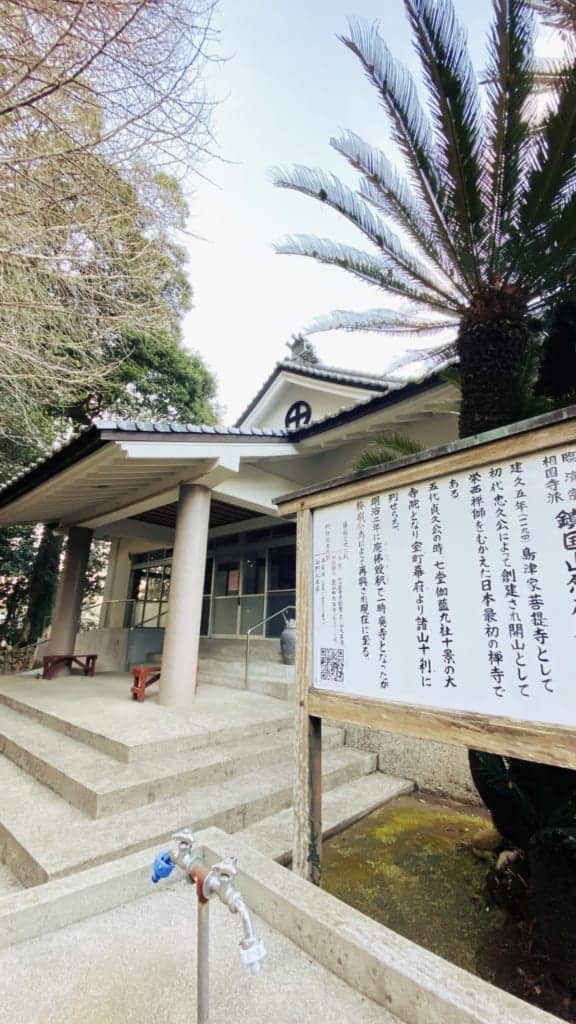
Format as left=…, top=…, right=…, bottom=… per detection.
left=151, top=851, right=175, bottom=884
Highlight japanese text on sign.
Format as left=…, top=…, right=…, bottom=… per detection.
left=312, top=445, right=576, bottom=727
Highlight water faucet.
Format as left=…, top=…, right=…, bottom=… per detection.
left=151, top=828, right=203, bottom=882
left=151, top=832, right=266, bottom=976
left=202, top=856, right=266, bottom=975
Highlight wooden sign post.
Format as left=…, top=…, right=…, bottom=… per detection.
left=277, top=410, right=576, bottom=883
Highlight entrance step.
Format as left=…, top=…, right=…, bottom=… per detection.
left=199, top=657, right=295, bottom=701
left=199, top=638, right=284, bottom=663
left=0, top=702, right=343, bottom=818
left=0, top=862, right=22, bottom=897
left=0, top=743, right=377, bottom=886
left=0, top=680, right=294, bottom=762
left=236, top=773, right=415, bottom=862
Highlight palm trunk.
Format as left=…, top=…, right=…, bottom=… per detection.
left=535, top=300, right=576, bottom=402
left=457, top=314, right=532, bottom=439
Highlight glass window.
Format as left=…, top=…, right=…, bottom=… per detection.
left=203, top=558, right=213, bottom=595
left=215, top=560, right=240, bottom=596
left=268, top=545, right=296, bottom=591
left=242, top=552, right=266, bottom=595
left=200, top=596, right=211, bottom=635
left=266, top=592, right=296, bottom=637
left=134, top=572, right=147, bottom=602
left=212, top=597, right=238, bottom=634
left=129, top=564, right=170, bottom=628
left=144, top=566, right=163, bottom=603
left=239, top=596, right=265, bottom=635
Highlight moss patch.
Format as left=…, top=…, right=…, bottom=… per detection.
left=322, top=794, right=505, bottom=976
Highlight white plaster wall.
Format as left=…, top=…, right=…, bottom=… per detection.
left=250, top=379, right=377, bottom=431
left=74, top=628, right=129, bottom=673
left=300, top=413, right=459, bottom=483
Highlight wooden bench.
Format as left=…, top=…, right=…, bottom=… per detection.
left=130, top=664, right=199, bottom=702
left=42, top=653, right=97, bottom=680
left=130, top=664, right=160, bottom=702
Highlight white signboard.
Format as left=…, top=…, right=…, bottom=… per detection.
left=312, top=445, right=576, bottom=727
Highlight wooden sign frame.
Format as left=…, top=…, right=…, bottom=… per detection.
left=277, top=411, right=576, bottom=883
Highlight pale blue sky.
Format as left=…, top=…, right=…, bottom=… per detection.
left=182, top=0, right=556, bottom=422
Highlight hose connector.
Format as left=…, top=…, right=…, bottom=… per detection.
left=151, top=851, right=175, bottom=884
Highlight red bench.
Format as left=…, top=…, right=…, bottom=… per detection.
left=42, top=654, right=97, bottom=680
left=130, top=664, right=160, bottom=702
left=130, top=664, right=199, bottom=702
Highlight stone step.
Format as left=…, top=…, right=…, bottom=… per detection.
left=0, top=683, right=294, bottom=762
left=199, top=638, right=284, bottom=663
left=0, top=746, right=377, bottom=886
left=0, top=703, right=343, bottom=818
left=199, top=667, right=295, bottom=701
left=236, top=773, right=415, bottom=862
left=199, top=657, right=294, bottom=681
left=0, top=862, right=21, bottom=897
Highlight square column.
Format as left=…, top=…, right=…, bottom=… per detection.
left=159, top=484, right=211, bottom=708
left=47, top=526, right=93, bottom=659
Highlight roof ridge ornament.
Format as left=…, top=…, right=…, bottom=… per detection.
left=286, top=333, right=320, bottom=366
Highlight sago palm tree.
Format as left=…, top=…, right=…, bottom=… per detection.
left=530, top=0, right=576, bottom=33
left=272, top=0, right=576, bottom=439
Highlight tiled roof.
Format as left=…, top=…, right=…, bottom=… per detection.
left=0, top=420, right=292, bottom=509
left=0, top=375, right=449, bottom=511
left=94, top=419, right=289, bottom=438
left=234, top=359, right=390, bottom=427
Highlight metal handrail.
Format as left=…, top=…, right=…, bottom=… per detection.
left=79, top=598, right=171, bottom=631
left=244, top=604, right=295, bottom=689
left=79, top=598, right=136, bottom=630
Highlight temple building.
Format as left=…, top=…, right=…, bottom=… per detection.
left=0, top=342, right=459, bottom=707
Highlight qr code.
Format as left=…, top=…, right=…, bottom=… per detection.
left=320, top=647, right=344, bottom=684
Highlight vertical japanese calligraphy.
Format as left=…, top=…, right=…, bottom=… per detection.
left=312, top=443, right=576, bottom=728
left=409, top=487, right=431, bottom=688
left=429, top=482, right=456, bottom=690
left=370, top=496, right=389, bottom=688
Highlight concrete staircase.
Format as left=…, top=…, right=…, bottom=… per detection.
left=0, top=685, right=413, bottom=890
left=143, top=639, right=295, bottom=701
left=199, top=637, right=295, bottom=701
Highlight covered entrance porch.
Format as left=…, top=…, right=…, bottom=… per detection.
left=0, top=421, right=304, bottom=709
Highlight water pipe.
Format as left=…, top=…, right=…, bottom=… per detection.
left=151, top=829, right=265, bottom=1022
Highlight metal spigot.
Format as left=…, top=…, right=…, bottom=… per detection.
left=151, top=828, right=203, bottom=883
left=170, top=829, right=204, bottom=873
left=203, top=856, right=266, bottom=976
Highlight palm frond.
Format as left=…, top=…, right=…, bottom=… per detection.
left=404, top=0, right=485, bottom=284
left=273, top=234, right=454, bottom=312
left=384, top=340, right=458, bottom=374
left=305, top=307, right=459, bottom=336
left=272, top=165, right=463, bottom=309
left=485, top=0, right=535, bottom=275
left=518, top=58, right=576, bottom=240
left=330, top=129, right=465, bottom=295
left=533, top=56, right=575, bottom=89
left=353, top=431, right=424, bottom=473
left=341, top=19, right=469, bottom=286
left=515, top=190, right=576, bottom=296
left=529, top=0, right=576, bottom=33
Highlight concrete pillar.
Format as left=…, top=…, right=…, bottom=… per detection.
left=47, top=526, right=93, bottom=656
left=159, top=484, right=211, bottom=708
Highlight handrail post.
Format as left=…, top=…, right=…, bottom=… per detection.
left=242, top=604, right=295, bottom=694
left=244, top=633, right=250, bottom=690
